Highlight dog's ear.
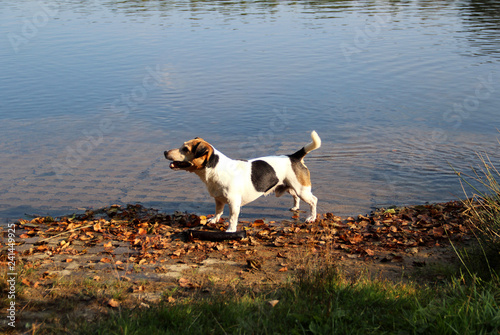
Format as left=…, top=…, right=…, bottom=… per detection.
left=191, top=141, right=212, bottom=170
left=193, top=142, right=209, bottom=159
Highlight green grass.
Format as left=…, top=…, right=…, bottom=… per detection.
left=79, top=263, right=500, bottom=335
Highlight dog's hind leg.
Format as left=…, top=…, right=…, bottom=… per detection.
left=288, top=188, right=301, bottom=211
left=297, top=188, right=318, bottom=223
left=276, top=185, right=301, bottom=211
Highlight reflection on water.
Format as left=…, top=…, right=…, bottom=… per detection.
left=0, top=0, right=499, bottom=222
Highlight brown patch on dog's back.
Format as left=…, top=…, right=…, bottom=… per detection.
left=291, top=160, right=311, bottom=186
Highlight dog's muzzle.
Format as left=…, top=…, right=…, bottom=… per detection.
left=164, top=151, right=192, bottom=169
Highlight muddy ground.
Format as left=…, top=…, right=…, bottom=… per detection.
left=1, top=201, right=472, bottom=333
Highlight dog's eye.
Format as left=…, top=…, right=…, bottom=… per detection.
left=180, top=147, right=189, bottom=154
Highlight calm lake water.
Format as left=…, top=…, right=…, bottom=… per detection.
left=1, top=0, right=499, bottom=223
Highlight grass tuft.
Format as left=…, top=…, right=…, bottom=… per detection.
left=453, top=152, right=500, bottom=282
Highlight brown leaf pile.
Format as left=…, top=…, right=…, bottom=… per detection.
left=2, top=201, right=470, bottom=266
left=9, top=204, right=210, bottom=264
left=315, top=201, right=469, bottom=259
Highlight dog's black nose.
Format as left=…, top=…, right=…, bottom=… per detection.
left=164, top=151, right=169, bottom=159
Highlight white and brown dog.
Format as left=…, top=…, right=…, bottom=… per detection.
left=164, top=131, right=321, bottom=232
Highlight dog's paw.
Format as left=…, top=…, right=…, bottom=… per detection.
left=304, top=215, right=317, bottom=223
left=225, top=222, right=238, bottom=233
left=289, top=206, right=300, bottom=211
left=208, top=217, right=220, bottom=224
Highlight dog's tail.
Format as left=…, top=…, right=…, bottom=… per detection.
left=290, top=131, right=321, bottom=160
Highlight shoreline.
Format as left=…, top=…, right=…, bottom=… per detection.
left=0, top=195, right=465, bottom=226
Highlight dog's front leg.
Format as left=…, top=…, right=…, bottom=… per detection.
left=225, top=198, right=241, bottom=233
left=208, top=199, right=225, bottom=224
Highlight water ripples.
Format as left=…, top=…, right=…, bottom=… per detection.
left=0, top=0, right=499, bottom=220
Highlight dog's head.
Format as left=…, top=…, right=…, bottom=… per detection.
left=164, top=137, right=214, bottom=172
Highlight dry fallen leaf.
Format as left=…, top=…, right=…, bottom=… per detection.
left=37, top=245, right=48, bottom=252
left=172, top=249, right=184, bottom=257
left=365, top=249, right=375, bottom=256
left=273, top=236, right=287, bottom=247
left=268, top=300, right=279, bottom=307
left=179, top=277, right=198, bottom=289
left=433, top=227, right=445, bottom=237
left=348, top=234, right=363, bottom=244
left=108, top=298, right=120, bottom=308
left=252, top=219, right=267, bottom=228
left=132, top=285, right=145, bottom=292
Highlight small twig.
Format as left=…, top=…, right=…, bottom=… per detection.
left=37, top=224, right=94, bottom=242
